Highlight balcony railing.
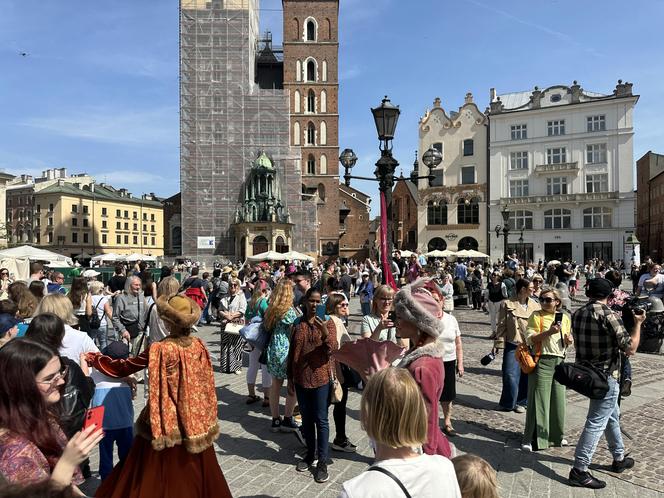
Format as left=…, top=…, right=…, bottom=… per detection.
left=503, top=191, right=618, bottom=205
left=534, top=162, right=579, bottom=174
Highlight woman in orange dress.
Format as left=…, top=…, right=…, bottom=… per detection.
left=86, top=295, right=232, bottom=498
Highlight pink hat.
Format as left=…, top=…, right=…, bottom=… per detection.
left=394, top=278, right=445, bottom=338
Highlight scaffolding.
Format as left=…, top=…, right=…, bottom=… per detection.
left=179, top=0, right=317, bottom=259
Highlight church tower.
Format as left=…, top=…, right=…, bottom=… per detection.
left=282, top=0, right=341, bottom=257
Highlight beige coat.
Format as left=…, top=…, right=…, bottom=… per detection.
left=493, top=297, right=541, bottom=349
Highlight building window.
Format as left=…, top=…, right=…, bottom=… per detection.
left=307, top=90, right=315, bottom=113
left=430, top=170, right=444, bottom=187
left=134, top=223, right=138, bottom=231
left=102, top=234, right=107, bottom=244
left=36, top=204, right=41, bottom=213
left=306, top=19, right=316, bottom=41
left=124, top=222, right=129, bottom=230
left=48, top=203, right=54, bottom=212
left=546, top=177, right=568, bottom=195
left=150, top=214, right=155, bottom=221
left=306, top=60, right=316, bottom=81
left=587, top=115, right=606, bottom=132
left=296, top=60, right=301, bottom=82
left=432, top=142, right=443, bottom=159
left=116, top=222, right=121, bottom=229
left=586, top=173, right=608, bottom=193
left=48, top=232, right=53, bottom=243
left=509, top=209, right=533, bottom=230
left=82, top=205, right=88, bottom=214
left=71, top=204, right=78, bottom=213
left=82, top=219, right=89, bottom=228
left=116, top=209, right=121, bottom=217
left=510, top=151, right=528, bottom=170
left=151, top=225, right=155, bottom=233
left=72, top=233, right=78, bottom=243
left=461, top=166, right=475, bottom=185
left=544, top=208, right=571, bottom=229
left=457, top=198, right=479, bottom=225
left=547, top=120, right=565, bottom=136
left=124, top=235, right=129, bottom=244
left=583, top=207, right=612, bottom=228
left=102, top=220, right=107, bottom=229
left=83, top=233, right=89, bottom=243
left=143, top=213, right=148, bottom=221
left=586, top=143, right=607, bottom=164
left=584, top=241, right=612, bottom=261
left=307, top=154, right=316, bottom=175
left=133, top=211, right=138, bottom=219
left=124, top=210, right=129, bottom=218
left=143, top=236, right=148, bottom=245
left=116, top=235, right=121, bottom=244
left=133, top=236, right=138, bottom=244
left=48, top=217, right=53, bottom=226
left=143, top=224, right=147, bottom=232
left=151, top=236, right=156, bottom=246
left=307, top=122, right=315, bottom=145
left=509, top=179, right=529, bottom=197
left=101, top=207, right=107, bottom=216
left=463, top=139, right=474, bottom=156
left=546, top=147, right=567, bottom=164
left=426, top=201, right=447, bottom=225
left=510, top=124, right=527, bottom=140
left=72, top=218, right=78, bottom=227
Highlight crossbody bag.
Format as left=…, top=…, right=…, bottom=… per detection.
left=367, top=466, right=411, bottom=498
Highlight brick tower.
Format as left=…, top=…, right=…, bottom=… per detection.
left=282, top=0, right=340, bottom=257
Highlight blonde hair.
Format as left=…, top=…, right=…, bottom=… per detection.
left=263, top=279, right=293, bottom=331
left=539, top=288, right=562, bottom=310
left=452, top=454, right=499, bottom=498
left=371, top=284, right=395, bottom=315
left=34, top=293, right=77, bottom=326
left=89, top=281, right=104, bottom=295
left=361, top=367, right=427, bottom=449
left=157, top=276, right=180, bottom=299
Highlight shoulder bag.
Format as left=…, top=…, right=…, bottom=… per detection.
left=515, top=313, right=543, bottom=374
left=87, top=298, right=104, bottom=330
left=367, top=466, right=411, bottom=498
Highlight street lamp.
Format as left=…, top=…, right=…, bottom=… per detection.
left=339, top=96, right=436, bottom=283
left=518, top=229, right=524, bottom=262
left=494, top=206, right=511, bottom=261
left=421, top=146, right=443, bottom=186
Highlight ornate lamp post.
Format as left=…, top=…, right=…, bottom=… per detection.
left=494, top=206, right=511, bottom=261
left=340, top=96, right=435, bottom=281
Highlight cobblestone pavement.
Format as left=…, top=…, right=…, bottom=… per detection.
left=82, top=297, right=664, bottom=497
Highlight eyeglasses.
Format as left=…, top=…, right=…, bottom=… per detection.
left=338, top=303, right=349, bottom=308
left=379, top=298, right=393, bottom=302
left=37, top=365, right=69, bottom=387
left=540, top=297, right=556, bottom=303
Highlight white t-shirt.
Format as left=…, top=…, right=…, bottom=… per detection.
left=339, top=454, right=461, bottom=498
left=59, top=325, right=99, bottom=366
left=439, top=313, right=461, bottom=362
left=638, top=273, right=664, bottom=296
left=91, top=295, right=109, bottom=328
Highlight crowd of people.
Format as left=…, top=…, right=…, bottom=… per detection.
left=0, top=250, right=653, bottom=496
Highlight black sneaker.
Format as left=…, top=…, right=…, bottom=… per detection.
left=296, top=459, right=313, bottom=472
left=270, top=417, right=282, bottom=433
left=568, top=468, right=606, bottom=489
left=280, top=416, right=300, bottom=433
left=611, top=456, right=635, bottom=473
left=331, top=439, right=357, bottom=453
left=314, top=462, right=329, bottom=483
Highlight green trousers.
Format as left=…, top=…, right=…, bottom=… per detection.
left=523, top=355, right=566, bottom=449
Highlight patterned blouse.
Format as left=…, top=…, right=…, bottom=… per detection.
left=0, top=423, right=83, bottom=486
left=287, top=318, right=338, bottom=389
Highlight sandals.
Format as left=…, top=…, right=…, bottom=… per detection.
left=443, top=426, right=458, bottom=437
left=246, top=395, right=261, bottom=405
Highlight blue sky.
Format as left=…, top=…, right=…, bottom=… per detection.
left=1, top=0, right=662, bottom=212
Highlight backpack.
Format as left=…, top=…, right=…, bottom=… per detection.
left=504, top=277, right=516, bottom=298
left=88, top=298, right=104, bottom=330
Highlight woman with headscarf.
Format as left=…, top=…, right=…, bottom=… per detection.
left=85, top=295, right=232, bottom=498
left=218, top=277, right=248, bottom=374
left=393, top=279, right=453, bottom=458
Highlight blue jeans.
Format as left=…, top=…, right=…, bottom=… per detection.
left=360, top=302, right=371, bottom=316
left=99, top=427, right=133, bottom=481
left=90, top=328, right=108, bottom=351
left=295, top=383, right=330, bottom=463
left=200, top=300, right=210, bottom=324
left=573, top=376, right=624, bottom=471
left=498, top=342, right=528, bottom=410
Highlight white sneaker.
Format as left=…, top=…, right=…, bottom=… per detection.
left=514, top=405, right=526, bottom=414
left=521, top=443, right=532, bottom=452
left=560, top=438, right=569, bottom=447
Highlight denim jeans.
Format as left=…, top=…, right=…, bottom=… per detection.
left=98, top=427, right=133, bottom=481
left=295, top=383, right=330, bottom=463
left=573, top=376, right=624, bottom=472
left=360, top=302, right=371, bottom=316
left=498, top=342, right=528, bottom=410
left=90, top=328, right=108, bottom=351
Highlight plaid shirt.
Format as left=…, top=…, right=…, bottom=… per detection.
left=571, top=301, right=631, bottom=378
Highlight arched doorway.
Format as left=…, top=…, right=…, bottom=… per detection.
left=427, top=237, right=447, bottom=251
left=458, top=236, right=479, bottom=250
left=252, top=235, right=269, bottom=255
left=276, top=236, right=288, bottom=254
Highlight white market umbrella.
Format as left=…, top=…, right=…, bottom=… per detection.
left=125, top=253, right=157, bottom=262
left=398, top=250, right=415, bottom=257
left=281, top=250, right=316, bottom=262
left=455, top=249, right=490, bottom=259
left=425, top=249, right=456, bottom=258
left=246, top=250, right=288, bottom=262
left=0, top=245, right=73, bottom=267
left=91, top=253, right=122, bottom=262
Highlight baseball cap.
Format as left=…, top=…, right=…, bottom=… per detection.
left=0, top=313, right=20, bottom=336
left=102, top=341, right=130, bottom=360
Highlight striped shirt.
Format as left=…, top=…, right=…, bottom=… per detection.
left=571, top=301, right=631, bottom=378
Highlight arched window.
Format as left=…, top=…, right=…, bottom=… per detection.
left=252, top=235, right=269, bottom=255
left=306, top=122, right=315, bottom=145
left=427, top=237, right=447, bottom=251
left=307, top=154, right=316, bottom=174
left=307, top=89, right=315, bottom=113
left=320, top=90, right=327, bottom=112
left=292, top=18, right=300, bottom=41
left=320, top=154, right=327, bottom=174
left=457, top=237, right=479, bottom=251
left=294, top=90, right=301, bottom=113
left=320, top=121, right=327, bottom=145
left=306, top=19, right=316, bottom=41
left=296, top=60, right=301, bottom=82
left=293, top=121, right=300, bottom=145
left=306, top=59, right=316, bottom=81
left=172, top=226, right=182, bottom=251
left=322, top=60, right=328, bottom=82
left=426, top=200, right=447, bottom=225
left=457, top=197, right=479, bottom=224
left=325, top=18, right=332, bottom=40
left=318, top=183, right=326, bottom=201
left=276, top=236, right=288, bottom=253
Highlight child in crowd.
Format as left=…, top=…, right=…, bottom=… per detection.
left=90, top=341, right=135, bottom=480
left=452, top=454, right=499, bottom=498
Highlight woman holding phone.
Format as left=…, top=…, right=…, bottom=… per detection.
left=360, top=285, right=397, bottom=343
left=521, top=288, right=573, bottom=452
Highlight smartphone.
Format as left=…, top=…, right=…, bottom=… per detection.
left=83, top=406, right=105, bottom=431
left=316, top=303, right=327, bottom=320
left=554, top=311, right=563, bottom=324
left=387, top=310, right=396, bottom=323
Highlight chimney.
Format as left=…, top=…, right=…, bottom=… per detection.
left=57, top=179, right=65, bottom=187
left=614, top=79, right=633, bottom=97
left=90, top=183, right=95, bottom=193
left=489, top=88, right=497, bottom=102
left=59, top=168, right=67, bottom=178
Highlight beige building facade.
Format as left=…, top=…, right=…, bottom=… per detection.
left=416, top=94, right=488, bottom=253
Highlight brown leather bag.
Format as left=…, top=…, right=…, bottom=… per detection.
left=515, top=313, right=543, bottom=374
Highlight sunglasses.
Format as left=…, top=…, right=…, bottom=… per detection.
left=338, top=303, right=349, bottom=308
left=540, top=297, right=556, bottom=303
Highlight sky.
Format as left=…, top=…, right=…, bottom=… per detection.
left=1, top=0, right=663, bottom=213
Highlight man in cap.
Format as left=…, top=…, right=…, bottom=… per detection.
left=0, top=313, right=20, bottom=347
left=568, top=278, right=644, bottom=489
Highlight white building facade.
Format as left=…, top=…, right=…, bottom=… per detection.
left=417, top=94, right=489, bottom=254
left=488, top=81, right=638, bottom=264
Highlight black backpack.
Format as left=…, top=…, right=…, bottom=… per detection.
left=88, top=298, right=104, bottom=330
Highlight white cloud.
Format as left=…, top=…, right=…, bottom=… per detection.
left=340, top=65, right=362, bottom=81
left=21, top=106, right=178, bottom=146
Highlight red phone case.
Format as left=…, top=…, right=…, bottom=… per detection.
left=83, top=406, right=105, bottom=431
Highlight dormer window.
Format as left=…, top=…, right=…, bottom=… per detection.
left=550, top=93, right=562, bottom=103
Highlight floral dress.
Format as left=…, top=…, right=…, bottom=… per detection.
left=266, top=307, right=297, bottom=379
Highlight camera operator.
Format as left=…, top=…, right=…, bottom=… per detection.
left=568, top=278, right=644, bottom=489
